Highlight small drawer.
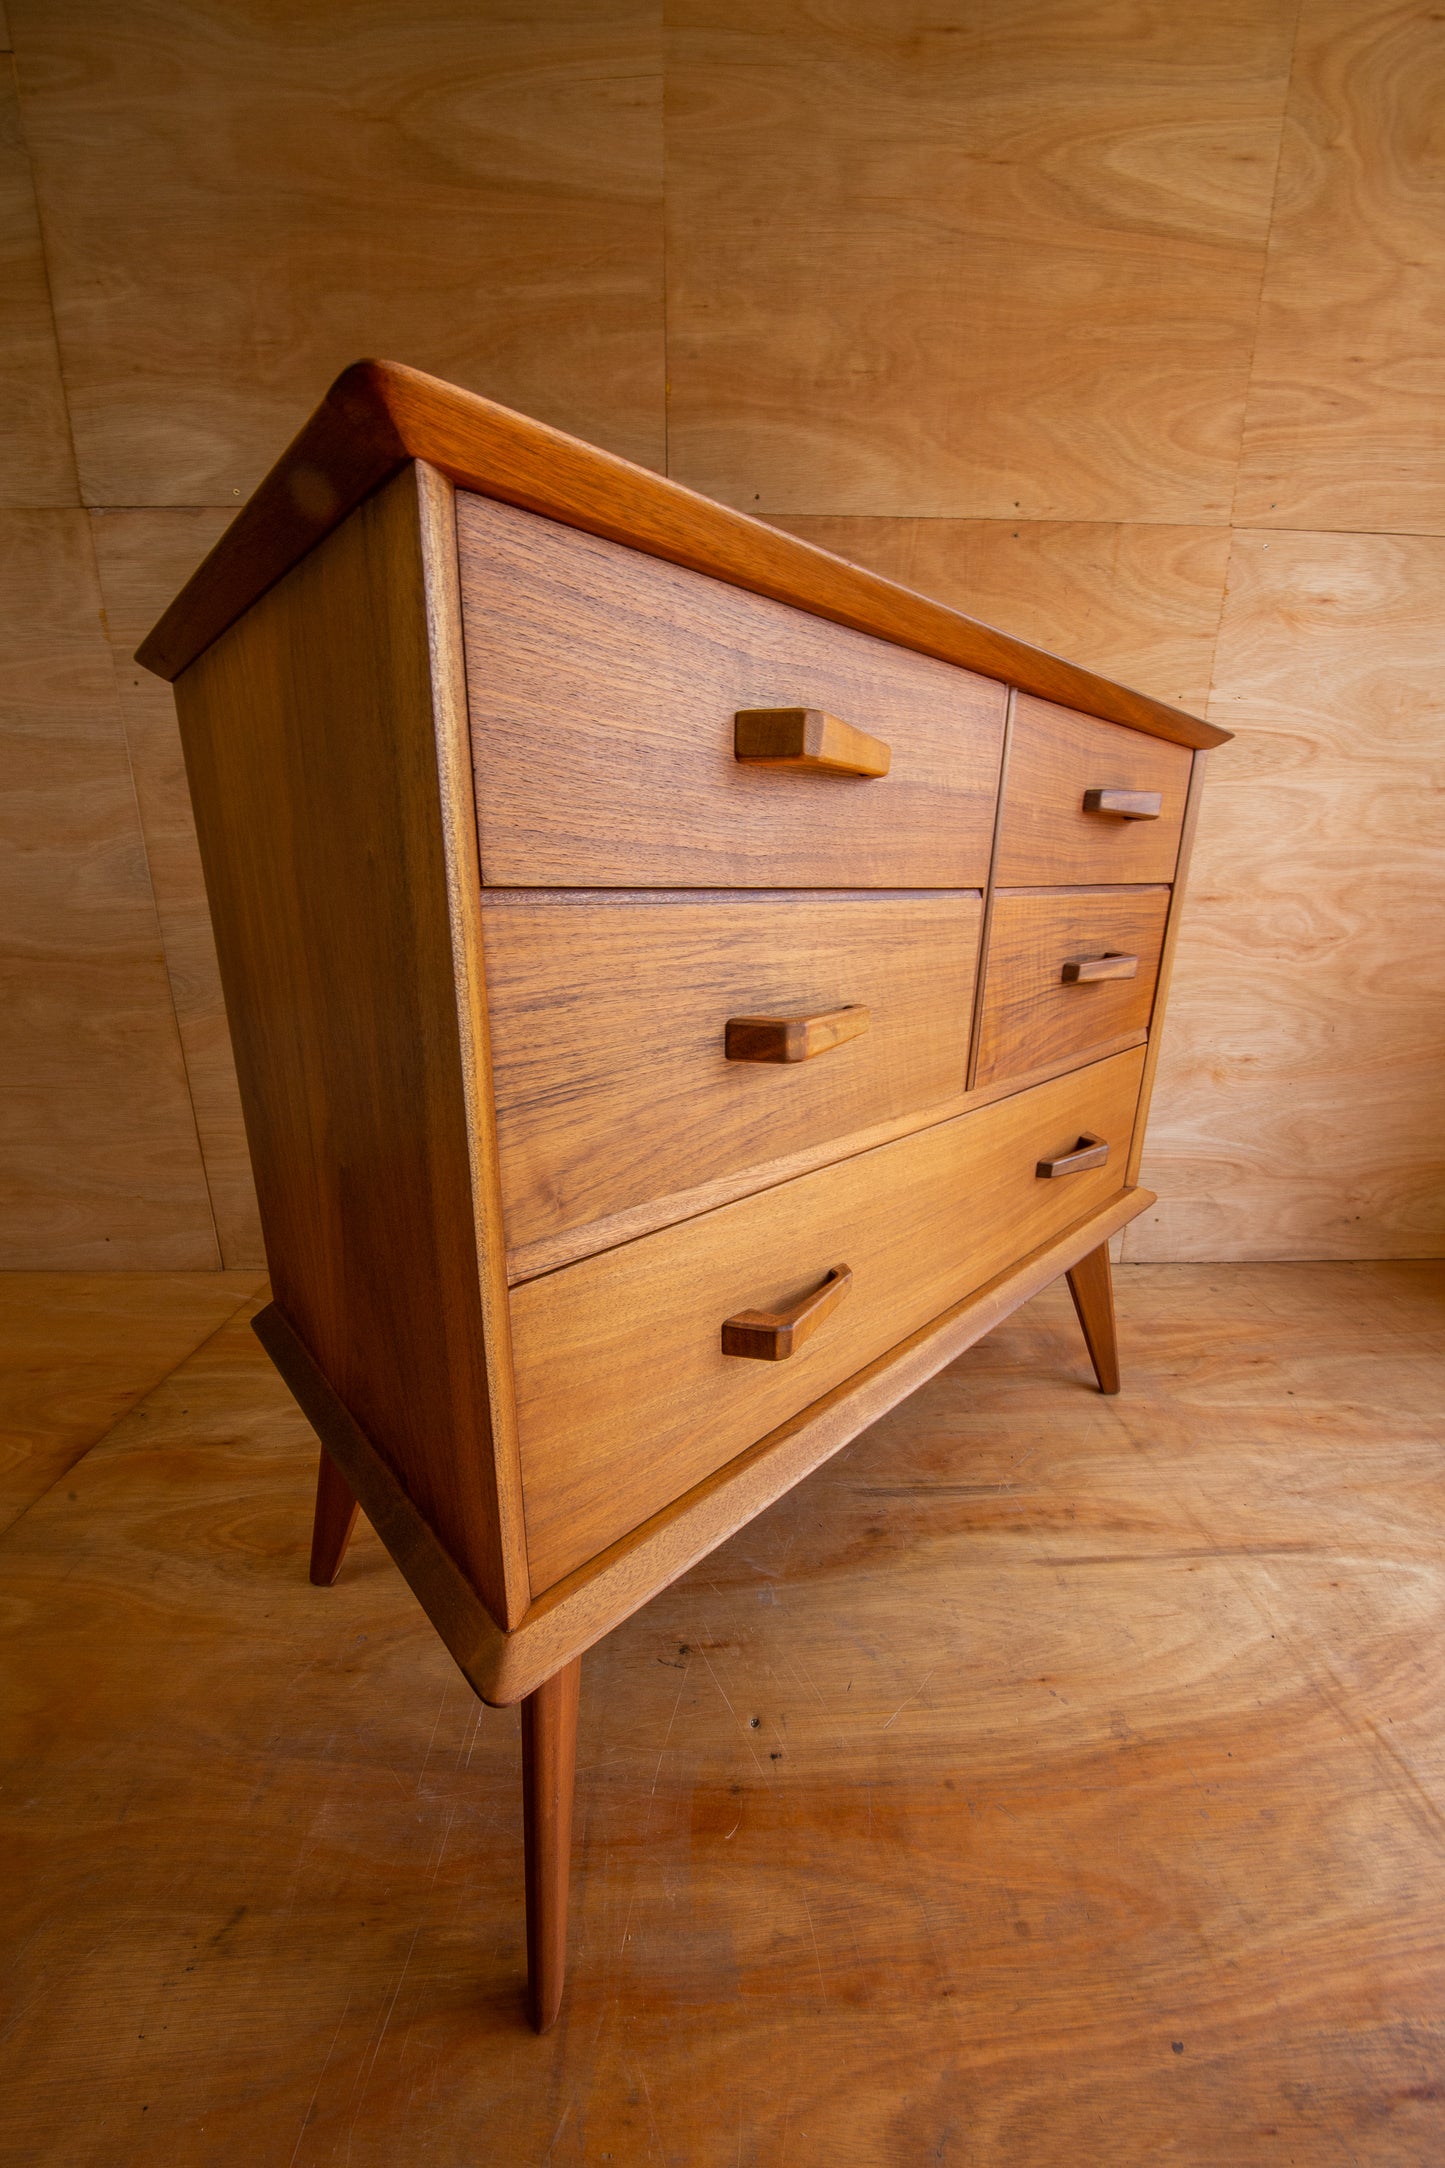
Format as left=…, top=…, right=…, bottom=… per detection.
left=458, top=493, right=1007, bottom=889
left=484, top=889, right=983, bottom=1265
left=510, top=1046, right=1145, bottom=1590
left=996, top=693, right=1192, bottom=886
left=974, top=886, right=1170, bottom=1087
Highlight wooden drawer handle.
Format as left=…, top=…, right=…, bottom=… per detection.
left=721, top=1264, right=853, bottom=1361
left=1082, top=788, right=1162, bottom=819
left=1036, top=1132, right=1109, bottom=1179
left=1060, top=952, right=1139, bottom=985
left=735, top=708, right=891, bottom=778
left=725, top=1004, right=870, bottom=1064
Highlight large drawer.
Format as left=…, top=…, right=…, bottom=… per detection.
left=458, top=493, right=1007, bottom=888
left=974, top=886, right=1170, bottom=1087
left=484, top=890, right=983, bottom=1266
left=996, top=693, right=1192, bottom=886
left=511, top=1046, right=1146, bottom=1590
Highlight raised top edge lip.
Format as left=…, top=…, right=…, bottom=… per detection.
left=135, top=357, right=1231, bottom=752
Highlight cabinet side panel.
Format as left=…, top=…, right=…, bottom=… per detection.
left=1126, top=750, right=1209, bottom=1188
left=173, top=465, right=522, bottom=1625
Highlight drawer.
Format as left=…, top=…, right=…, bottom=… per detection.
left=485, top=889, right=983, bottom=1264
left=458, top=493, right=1007, bottom=888
left=511, top=1046, right=1146, bottom=1590
left=996, top=693, right=1193, bottom=886
left=974, top=886, right=1170, bottom=1087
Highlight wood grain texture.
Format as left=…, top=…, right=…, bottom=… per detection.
left=483, top=890, right=981, bottom=1257
left=1236, top=0, right=1445, bottom=533
left=0, top=56, right=75, bottom=505
left=996, top=693, right=1194, bottom=887
left=665, top=1, right=1297, bottom=523
left=9, top=0, right=664, bottom=503
left=88, top=506, right=261, bottom=1267
left=506, top=1034, right=1155, bottom=1289
left=174, top=465, right=525, bottom=1624
left=0, top=1268, right=262, bottom=1530
left=1128, top=531, right=1445, bottom=1260
left=513, top=1048, right=1146, bottom=1592
left=770, top=517, right=1233, bottom=715
left=975, top=886, right=1170, bottom=1088
left=5, top=1262, right=1445, bottom=2158
left=0, top=509, right=217, bottom=1267
left=461, top=492, right=1008, bottom=886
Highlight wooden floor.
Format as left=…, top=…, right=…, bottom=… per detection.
left=2, top=1262, right=1443, bottom=2166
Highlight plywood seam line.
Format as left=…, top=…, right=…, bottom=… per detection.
left=1227, top=0, right=1308, bottom=534
left=3, top=49, right=82, bottom=506
left=0, top=1275, right=269, bottom=1537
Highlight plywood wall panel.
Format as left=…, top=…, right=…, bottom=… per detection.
left=1127, top=528, right=1445, bottom=1261
left=773, top=517, right=1230, bottom=714
left=0, top=58, right=76, bottom=505
left=0, top=510, right=218, bottom=1266
left=1235, top=0, right=1445, bottom=534
left=665, top=0, right=1296, bottom=520
left=9, top=0, right=665, bottom=504
left=91, top=507, right=263, bottom=1268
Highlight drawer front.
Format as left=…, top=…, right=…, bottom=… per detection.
left=996, top=693, right=1193, bottom=886
left=511, top=1046, right=1146, bottom=1590
left=485, top=890, right=983, bottom=1263
left=975, top=886, right=1170, bottom=1088
left=458, top=493, right=1007, bottom=888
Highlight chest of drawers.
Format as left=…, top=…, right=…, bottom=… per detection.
left=139, top=361, right=1228, bottom=2032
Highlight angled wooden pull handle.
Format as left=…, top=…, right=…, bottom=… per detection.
left=725, top=1004, right=870, bottom=1064
left=1036, top=1132, right=1109, bottom=1179
left=721, top=1265, right=853, bottom=1361
left=735, top=708, right=890, bottom=778
left=1060, top=952, right=1139, bottom=984
left=1082, top=788, right=1162, bottom=819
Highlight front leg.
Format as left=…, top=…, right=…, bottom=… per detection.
left=521, top=1655, right=582, bottom=2032
left=1065, top=1241, right=1121, bottom=1395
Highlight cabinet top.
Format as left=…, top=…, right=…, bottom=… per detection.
left=137, top=359, right=1228, bottom=750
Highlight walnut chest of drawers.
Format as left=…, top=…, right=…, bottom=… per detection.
left=139, top=361, right=1228, bottom=2031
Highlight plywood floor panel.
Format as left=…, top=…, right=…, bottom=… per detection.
left=1235, top=0, right=1445, bottom=534
left=0, top=1269, right=264, bottom=1529
left=91, top=507, right=262, bottom=1267
left=1, top=1263, right=1442, bottom=2163
left=1128, top=527, right=1445, bottom=1261
left=665, top=0, right=1297, bottom=521
left=10, top=0, right=665, bottom=503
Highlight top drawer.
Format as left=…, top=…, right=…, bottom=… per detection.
left=458, top=494, right=1007, bottom=888
left=996, top=693, right=1193, bottom=886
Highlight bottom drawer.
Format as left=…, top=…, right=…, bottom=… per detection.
left=511, top=1045, right=1146, bottom=1590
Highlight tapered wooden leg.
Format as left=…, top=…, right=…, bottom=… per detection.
left=521, top=1655, right=581, bottom=2034
left=309, top=1447, right=361, bottom=1585
left=1066, top=1241, right=1121, bottom=1395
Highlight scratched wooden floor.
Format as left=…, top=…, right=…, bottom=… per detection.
left=1, top=1262, right=1442, bottom=2166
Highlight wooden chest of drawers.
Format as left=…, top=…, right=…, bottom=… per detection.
left=139, top=361, right=1228, bottom=2031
